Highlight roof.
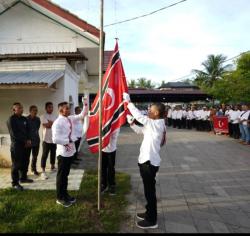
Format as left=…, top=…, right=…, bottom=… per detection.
left=159, top=82, right=198, bottom=89
left=104, top=50, right=113, bottom=71
left=0, top=0, right=100, bottom=39
left=128, top=88, right=206, bottom=95
left=0, top=70, right=64, bottom=87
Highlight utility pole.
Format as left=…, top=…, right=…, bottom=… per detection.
left=98, top=0, right=104, bottom=211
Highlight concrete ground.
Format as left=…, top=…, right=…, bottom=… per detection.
left=116, top=126, right=250, bottom=233
left=1, top=126, right=250, bottom=233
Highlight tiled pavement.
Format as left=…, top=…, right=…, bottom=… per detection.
left=116, top=126, right=250, bottom=233
left=0, top=157, right=85, bottom=191
left=1, top=126, right=250, bottom=233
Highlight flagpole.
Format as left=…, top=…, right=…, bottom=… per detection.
left=98, top=0, right=104, bottom=212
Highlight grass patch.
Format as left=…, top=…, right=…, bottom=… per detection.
left=0, top=170, right=131, bottom=233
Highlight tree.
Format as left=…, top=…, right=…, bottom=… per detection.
left=207, top=52, right=250, bottom=103
left=136, top=78, right=155, bottom=88
left=128, top=79, right=136, bottom=88
left=193, top=54, right=232, bottom=89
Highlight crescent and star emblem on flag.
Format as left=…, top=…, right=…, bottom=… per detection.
left=218, top=120, right=224, bottom=128
left=104, top=88, right=115, bottom=111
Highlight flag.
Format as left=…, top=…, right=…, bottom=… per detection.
left=86, top=42, right=129, bottom=153
left=213, top=116, right=229, bottom=134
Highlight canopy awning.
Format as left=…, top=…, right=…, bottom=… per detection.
left=0, top=70, right=64, bottom=89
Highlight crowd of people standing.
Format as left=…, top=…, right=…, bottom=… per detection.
left=165, top=103, right=250, bottom=145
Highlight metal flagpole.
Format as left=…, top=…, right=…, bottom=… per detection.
left=98, top=0, right=104, bottom=211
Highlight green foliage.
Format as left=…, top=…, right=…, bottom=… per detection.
left=128, top=78, right=155, bottom=88
left=0, top=171, right=131, bottom=233
left=193, top=52, right=250, bottom=103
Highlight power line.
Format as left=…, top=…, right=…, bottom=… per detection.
left=104, top=0, right=188, bottom=27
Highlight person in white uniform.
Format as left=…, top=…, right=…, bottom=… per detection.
left=40, top=102, right=57, bottom=180
left=101, top=128, right=120, bottom=195
left=123, top=92, right=166, bottom=230
left=52, top=100, right=88, bottom=207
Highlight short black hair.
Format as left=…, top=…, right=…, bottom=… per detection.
left=29, top=105, right=38, bottom=112
left=74, top=106, right=81, bottom=113
left=152, top=103, right=166, bottom=118
left=45, top=102, right=53, bottom=109
left=13, top=102, right=21, bottom=106
left=58, top=102, right=68, bottom=109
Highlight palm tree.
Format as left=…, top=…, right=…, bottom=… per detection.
left=136, top=78, right=148, bottom=88
left=193, top=54, right=231, bottom=88
left=128, top=79, right=136, bottom=88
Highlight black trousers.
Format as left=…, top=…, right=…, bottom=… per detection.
left=41, top=142, right=56, bottom=169
left=101, top=151, right=116, bottom=187
left=196, top=120, right=202, bottom=131
left=10, top=143, right=25, bottom=186
left=139, top=161, right=159, bottom=223
left=182, top=118, right=187, bottom=129
left=228, top=122, right=233, bottom=137
left=167, top=118, right=172, bottom=127
left=187, top=119, right=192, bottom=129
left=56, top=155, right=73, bottom=200
left=173, top=119, right=177, bottom=128
left=191, top=119, right=196, bottom=129
left=176, top=119, right=182, bottom=129
left=73, top=138, right=81, bottom=160
left=24, top=146, right=40, bottom=175
left=232, top=123, right=240, bottom=139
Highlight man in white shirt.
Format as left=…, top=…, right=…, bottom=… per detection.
left=171, top=107, right=177, bottom=128
left=52, top=100, right=87, bottom=207
left=123, top=92, right=166, bottom=230
left=194, top=107, right=202, bottom=131
left=167, top=106, right=172, bottom=127
left=176, top=106, right=182, bottom=129
left=72, top=106, right=84, bottom=164
left=40, top=102, right=57, bottom=180
left=101, top=128, right=120, bottom=195
left=181, top=107, right=187, bottom=129
left=230, top=105, right=241, bottom=139
left=225, top=105, right=234, bottom=137
left=186, top=107, right=195, bottom=129
left=239, top=104, right=250, bottom=145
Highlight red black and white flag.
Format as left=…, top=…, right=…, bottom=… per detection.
left=86, top=42, right=129, bottom=153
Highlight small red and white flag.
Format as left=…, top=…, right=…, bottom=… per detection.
left=86, top=42, right=129, bottom=153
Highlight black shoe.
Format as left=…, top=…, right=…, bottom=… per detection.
left=32, top=170, right=40, bottom=176
left=56, top=199, right=72, bottom=208
left=101, top=185, right=108, bottom=194
left=65, top=195, right=76, bottom=204
left=109, top=186, right=116, bottom=196
left=136, top=220, right=158, bottom=229
left=136, top=212, right=146, bottom=220
left=20, top=178, right=34, bottom=183
left=12, top=184, right=24, bottom=191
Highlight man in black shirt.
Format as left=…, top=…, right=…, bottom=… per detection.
left=25, top=105, right=41, bottom=176
left=6, top=103, right=33, bottom=190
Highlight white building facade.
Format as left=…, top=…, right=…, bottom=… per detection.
left=0, top=0, right=101, bottom=163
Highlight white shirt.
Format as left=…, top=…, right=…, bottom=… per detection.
left=102, top=128, right=120, bottom=153
left=128, top=103, right=166, bottom=167
left=167, top=109, right=172, bottom=118
left=176, top=110, right=183, bottom=119
left=182, top=110, right=187, bottom=118
left=171, top=110, right=177, bottom=120
left=194, top=110, right=202, bottom=120
left=200, top=110, right=209, bottom=120
left=239, top=110, right=250, bottom=126
left=187, top=110, right=195, bottom=120
left=41, top=113, right=57, bottom=143
left=226, top=109, right=234, bottom=122
left=52, top=107, right=87, bottom=157
left=72, top=116, right=84, bottom=138
left=230, top=110, right=241, bottom=124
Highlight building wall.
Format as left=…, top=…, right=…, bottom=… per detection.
left=0, top=2, right=97, bottom=54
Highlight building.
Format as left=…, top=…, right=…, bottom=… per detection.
left=0, top=0, right=101, bottom=163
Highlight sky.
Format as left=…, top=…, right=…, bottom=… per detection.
left=53, top=0, right=250, bottom=86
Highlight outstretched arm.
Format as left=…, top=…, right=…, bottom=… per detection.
left=123, top=93, right=149, bottom=126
